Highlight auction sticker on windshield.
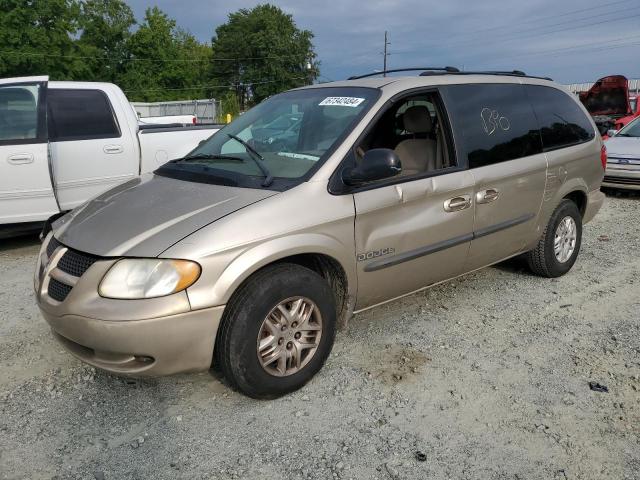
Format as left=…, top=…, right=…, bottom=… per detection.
left=319, top=97, right=365, bottom=107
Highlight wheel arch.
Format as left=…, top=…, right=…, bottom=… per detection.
left=209, top=234, right=357, bottom=326
left=563, top=189, right=587, bottom=218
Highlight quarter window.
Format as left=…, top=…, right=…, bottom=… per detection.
left=525, top=85, right=595, bottom=150
left=47, top=89, right=120, bottom=142
left=442, top=84, right=543, bottom=168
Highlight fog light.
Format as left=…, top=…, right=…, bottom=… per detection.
left=134, top=355, right=154, bottom=364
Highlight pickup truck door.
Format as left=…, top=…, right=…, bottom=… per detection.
left=0, top=76, right=59, bottom=225
left=47, top=87, right=138, bottom=210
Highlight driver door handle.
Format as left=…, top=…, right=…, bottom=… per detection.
left=7, top=153, right=34, bottom=165
left=103, top=144, right=124, bottom=154
left=444, top=195, right=472, bottom=212
left=476, top=188, right=500, bottom=204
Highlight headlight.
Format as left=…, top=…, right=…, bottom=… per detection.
left=99, top=259, right=201, bottom=299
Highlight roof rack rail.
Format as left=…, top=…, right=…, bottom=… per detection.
left=450, top=70, right=553, bottom=81
left=348, top=66, right=460, bottom=80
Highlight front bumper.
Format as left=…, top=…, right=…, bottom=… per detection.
left=34, top=234, right=224, bottom=376
left=602, top=166, right=640, bottom=190
left=39, top=304, right=224, bottom=376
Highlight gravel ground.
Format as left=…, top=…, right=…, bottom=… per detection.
left=1, top=192, right=639, bottom=480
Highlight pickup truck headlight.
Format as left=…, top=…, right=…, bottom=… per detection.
left=99, top=259, right=201, bottom=299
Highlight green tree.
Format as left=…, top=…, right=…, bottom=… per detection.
left=210, top=4, right=319, bottom=108
left=118, top=7, right=211, bottom=102
left=77, top=0, right=136, bottom=83
left=0, top=0, right=86, bottom=79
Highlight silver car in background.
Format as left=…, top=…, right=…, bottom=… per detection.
left=603, top=116, right=640, bottom=190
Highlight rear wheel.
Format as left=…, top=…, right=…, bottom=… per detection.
left=526, top=199, right=582, bottom=277
left=214, top=263, right=336, bottom=398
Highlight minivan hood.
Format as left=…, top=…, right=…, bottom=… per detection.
left=579, top=75, right=631, bottom=116
left=53, top=174, right=277, bottom=257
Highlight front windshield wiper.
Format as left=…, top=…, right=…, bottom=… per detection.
left=175, top=153, right=245, bottom=163
left=226, top=133, right=274, bottom=187
left=614, top=133, right=637, bottom=137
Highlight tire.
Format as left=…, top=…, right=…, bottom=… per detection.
left=526, top=199, right=582, bottom=277
left=214, top=263, right=337, bottom=399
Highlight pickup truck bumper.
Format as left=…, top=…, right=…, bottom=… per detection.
left=39, top=305, right=224, bottom=376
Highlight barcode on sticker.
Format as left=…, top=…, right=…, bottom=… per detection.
left=318, top=97, right=365, bottom=107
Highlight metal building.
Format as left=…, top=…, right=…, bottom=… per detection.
left=131, top=99, right=220, bottom=124
left=564, top=78, right=640, bottom=94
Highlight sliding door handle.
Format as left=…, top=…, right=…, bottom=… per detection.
left=444, top=195, right=472, bottom=212
left=476, top=188, right=500, bottom=204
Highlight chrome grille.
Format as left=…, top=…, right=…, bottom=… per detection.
left=604, top=175, right=640, bottom=186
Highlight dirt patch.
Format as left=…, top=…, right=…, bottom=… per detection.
left=353, top=343, right=431, bottom=385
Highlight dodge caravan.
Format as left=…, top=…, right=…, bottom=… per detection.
left=35, top=68, right=605, bottom=398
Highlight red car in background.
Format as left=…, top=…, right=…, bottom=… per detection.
left=612, top=95, right=640, bottom=132
left=578, top=75, right=640, bottom=138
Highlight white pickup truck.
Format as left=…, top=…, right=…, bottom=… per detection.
left=0, top=76, right=221, bottom=236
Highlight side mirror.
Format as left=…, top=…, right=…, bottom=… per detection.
left=342, top=148, right=402, bottom=186
left=606, top=129, right=618, bottom=137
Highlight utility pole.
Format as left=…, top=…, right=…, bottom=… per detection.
left=383, top=31, right=390, bottom=76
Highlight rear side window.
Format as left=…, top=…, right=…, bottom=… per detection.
left=442, top=84, right=542, bottom=168
left=48, top=89, right=120, bottom=142
left=525, top=85, right=595, bottom=150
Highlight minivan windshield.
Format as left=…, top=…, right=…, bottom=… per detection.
left=616, top=115, right=640, bottom=138
left=156, top=87, right=379, bottom=189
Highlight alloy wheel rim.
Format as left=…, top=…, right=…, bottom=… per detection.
left=554, top=216, right=577, bottom=263
left=257, top=297, right=322, bottom=377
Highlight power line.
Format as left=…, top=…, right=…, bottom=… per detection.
left=455, top=0, right=630, bottom=37
left=123, top=77, right=308, bottom=93
left=459, top=11, right=640, bottom=45
left=391, top=11, right=640, bottom=56
left=392, top=12, right=640, bottom=55
left=487, top=41, right=640, bottom=65
left=0, top=49, right=308, bottom=63
left=458, top=33, right=640, bottom=64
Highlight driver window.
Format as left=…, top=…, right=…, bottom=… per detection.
left=358, top=92, right=455, bottom=177
left=0, top=84, right=40, bottom=141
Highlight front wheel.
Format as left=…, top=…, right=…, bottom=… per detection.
left=526, top=199, right=582, bottom=277
left=214, top=263, right=337, bottom=399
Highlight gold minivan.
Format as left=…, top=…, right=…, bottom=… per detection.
left=35, top=69, right=605, bottom=398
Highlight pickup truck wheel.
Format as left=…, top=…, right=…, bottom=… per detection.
left=214, top=263, right=336, bottom=399
left=526, top=199, right=582, bottom=277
